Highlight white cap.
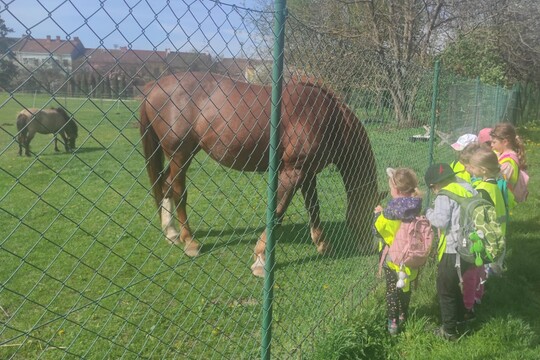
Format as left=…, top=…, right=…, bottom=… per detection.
left=451, top=134, right=478, bottom=151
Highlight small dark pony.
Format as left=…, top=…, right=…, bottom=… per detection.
left=16, top=107, right=78, bottom=156
left=140, top=72, right=380, bottom=277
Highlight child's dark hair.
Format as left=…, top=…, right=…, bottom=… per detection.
left=490, top=123, right=527, bottom=170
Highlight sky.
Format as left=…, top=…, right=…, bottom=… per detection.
left=0, top=0, right=271, bottom=57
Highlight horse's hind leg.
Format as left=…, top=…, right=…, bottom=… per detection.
left=162, top=154, right=200, bottom=257
left=300, top=174, right=329, bottom=254
left=252, top=168, right=302, bottom=277
left=17, top=134, right=24, bottom=156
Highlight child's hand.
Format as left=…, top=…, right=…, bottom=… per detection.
left=374, top=205, right=383, bottom=213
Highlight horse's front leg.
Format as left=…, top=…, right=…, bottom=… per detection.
left=17, top=134, right=24, bottom=156
left=59, top=132, right=69, bottom=152
left=252, top=168, right=302, bottom=277
left=164, top=157, right=200, bottom=257
left=301, top=174, right=330, bottom=254
left=24, top=132, right=34, bottom=156
left=54, top=134, right=60, bottom=152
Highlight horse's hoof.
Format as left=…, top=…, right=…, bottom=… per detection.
left=251, top=256, right=265, bottom=277
left=317, top=242, right=331, bottom=254
left=184, top=242, right=200, bottom=257
left=251, top=266, right=265, bottom=278
left=165, top=233, right=180, bottom=245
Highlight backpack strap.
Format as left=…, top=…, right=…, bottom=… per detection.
left=437, top=188, right=463, bottom=205
left=499, top=152, right=519, bottom=164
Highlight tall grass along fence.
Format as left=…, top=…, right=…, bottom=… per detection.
left=0, top=1, right=524, bottom=358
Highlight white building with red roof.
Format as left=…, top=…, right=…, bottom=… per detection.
left=10, top=35, right=85, bottom=71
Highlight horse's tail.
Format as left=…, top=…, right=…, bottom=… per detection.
left=16, top=112, right=28, bottom=138
left=139, top=100, right=164, bottom=209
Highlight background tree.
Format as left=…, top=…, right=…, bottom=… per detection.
left=253, top=0, right=537, bottom=126
left=0, top=16, right=18, bottom=90
left=496, top=0, right=540, bottom=85
left=441, top=29, right=507, bottom=85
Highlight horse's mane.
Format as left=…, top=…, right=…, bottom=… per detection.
left=55, top=107, right=69, bottom=120
left=290, top=75, right=358, bottom=128
left=56, top=107, right=78, bottom=135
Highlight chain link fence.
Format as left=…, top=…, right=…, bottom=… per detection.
left=0, top=1, right=524, bottom=358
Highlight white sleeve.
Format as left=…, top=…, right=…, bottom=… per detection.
left=426, top=195, right=452, bottom=230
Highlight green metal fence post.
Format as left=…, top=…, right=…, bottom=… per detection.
left=427, top=60, right=441, bottom=205
left=428, top=60, right=441, bottom=167
left=262, top=1, right=287, bottom=359
left=473, top=76, right=481, bottom=133
left=495, top=84, right=500, bottom=123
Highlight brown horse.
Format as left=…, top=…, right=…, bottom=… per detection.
left=139, top=72, right=379, bottom=277
left=16, top=107, right=78, bottom=156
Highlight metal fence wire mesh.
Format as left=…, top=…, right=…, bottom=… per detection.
left=0, top=0, right=523, bottom=359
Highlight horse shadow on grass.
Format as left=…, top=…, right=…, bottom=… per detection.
left=22, top=146, right=106, bottom=157
left=194, top=220, right=378, bottom=270
left=72, top=146, right=107, bottom=154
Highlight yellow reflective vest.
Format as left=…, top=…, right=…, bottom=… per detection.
left=499, top=153, right=519, bottom=186
left=450, top=160, right=472, bottom=184
left=475, top=180, right=508, bottom=236
left=435, top=182, right=473, bottom=261
left=374, top=213, right=418, bottom=292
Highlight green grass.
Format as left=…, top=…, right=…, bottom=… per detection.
left=0, top=93, right=435, bottom=358
left=310, top=125, right=540, bottom=360
left=3, top=92, right=533, bottom=359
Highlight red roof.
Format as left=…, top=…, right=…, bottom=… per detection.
left=11, top=35, right=84, bottom=56
left=83, top=48, right=169, bottom=65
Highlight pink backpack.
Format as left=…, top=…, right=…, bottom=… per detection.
left=379, top=216, right=434, bottom=271
left=500, top=153, right=529, bottom=203
left=388, top=216, right=433, bottom=269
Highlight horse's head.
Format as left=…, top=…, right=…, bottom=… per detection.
left=330, top=98, right=382, bottom=249
left=57, top=107, right=78, bottom=152
left=65, top=119, right=78, bottom=152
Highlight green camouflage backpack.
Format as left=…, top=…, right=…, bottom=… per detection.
left=438, top=190, right=505, bottom=266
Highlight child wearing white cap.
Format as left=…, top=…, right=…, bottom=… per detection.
left=450, top=134, right=478, bottom=184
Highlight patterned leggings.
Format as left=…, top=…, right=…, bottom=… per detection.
left=385, top=267, right=412, bottom=321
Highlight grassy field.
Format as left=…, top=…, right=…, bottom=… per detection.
left=0, top=93, right=438, bottom=358
left=311, top=125, right=540, bottom=359
left=3, top=92, right=531, bottom=359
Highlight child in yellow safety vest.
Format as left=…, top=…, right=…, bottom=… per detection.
left=450, top=134, right=478, bottom=184
left=374, top=168, right=423, bottom=336
left=490, top=123, right=527, bottom=206
left=461, top=147, right=507, bottom=321
left=424, top=163, right=476, bottom=341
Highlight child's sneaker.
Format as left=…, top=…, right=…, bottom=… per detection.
left=398, top=313, right=407, bottom=330
left=387, top=319, right=399, bottom=336
left=474, top=297, right=482, bottom=305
